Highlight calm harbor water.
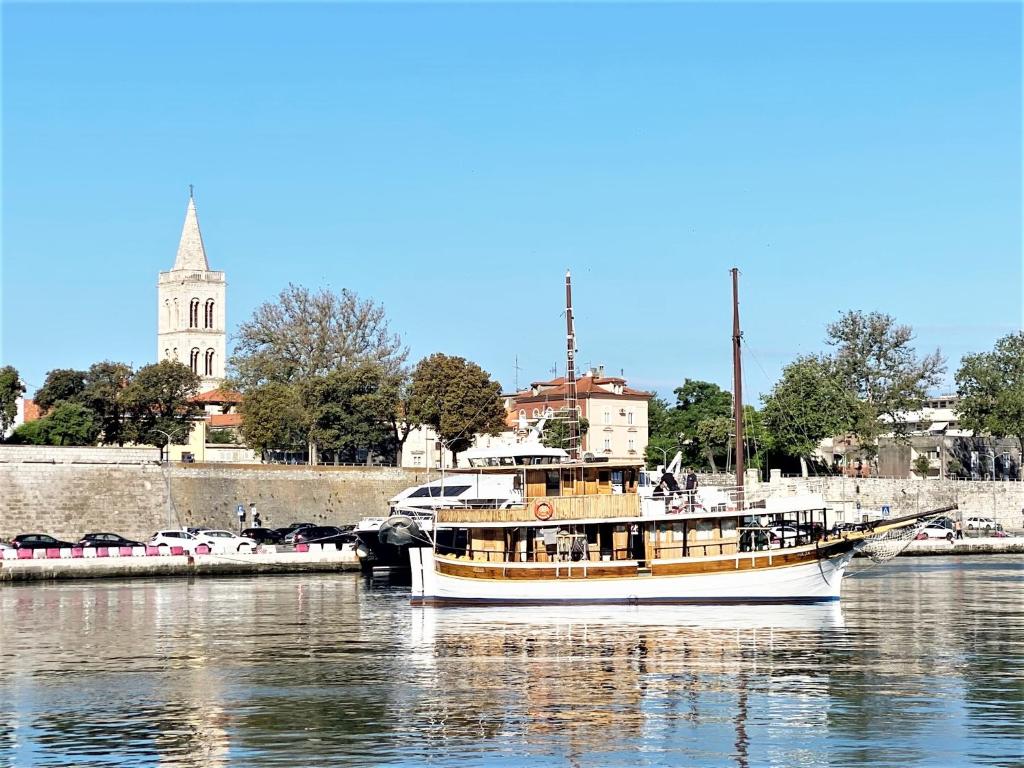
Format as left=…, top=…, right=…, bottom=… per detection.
left=1, top=557, right=1021, bottom=768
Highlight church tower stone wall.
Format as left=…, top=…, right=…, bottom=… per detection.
left=157, top=191, right=227, bottom=393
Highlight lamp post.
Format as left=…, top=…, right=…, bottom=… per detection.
left=154, top=428, right=184, bottom=528
left=655, top=447, right=669, bottom=470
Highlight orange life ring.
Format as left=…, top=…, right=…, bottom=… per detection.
left=534, top=500, right=554, bottom=521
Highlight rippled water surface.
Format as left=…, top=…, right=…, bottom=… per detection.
left=1, top=557, right=1022, bottom=767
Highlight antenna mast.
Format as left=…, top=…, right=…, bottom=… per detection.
left=565, top=270, right=580, bottom=460
left=731, top=267, right=745, bottom=497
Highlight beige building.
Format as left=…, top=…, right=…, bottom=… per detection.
left=157, top=190, right=226, bottom=393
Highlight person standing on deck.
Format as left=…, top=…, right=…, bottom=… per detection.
left=685, top=469, right=698, bottom=512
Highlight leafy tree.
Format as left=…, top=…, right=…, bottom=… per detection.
left=540, top=411, right=590, bottom=452
left=303, top=363, right=398, bottom=463
left=41, top=402, right=100, bottom=445
left=0, top=365, right=25, bottom=437
left=35, top=368, right=86, bottom=411
left=761, top=355, right=863, bottom=460
left=229, top=283, right=407, bottom=389
left=675, top=379, right=732, bottom=468
left=955, top=331, right=1024, bottom=477
left=912, top=455, right=932, bottom=478
left=8, top=418, right=49, bottom=445
left=81, top=361, right=133, bottom=445
left=827, top=310, right=945, bottom=441
left=121, top=361, right=202, bottom=455
left=407, top=353, right=506, bottom=465
left=387, top=371, right=421, bottom=466
left=239, top=382, right=309, bottom=457
left=695, top=415, right=732, bottom=472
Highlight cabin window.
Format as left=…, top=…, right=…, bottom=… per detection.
left=598, top=470, right=609, bottom=484
left=695, top=520, right=713, bottom=541
left=545, top=470, right=560, bottom=496
left=720, top=518, right=738, bottom=538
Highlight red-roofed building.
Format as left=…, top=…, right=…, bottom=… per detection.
left=504, top=366, right=653, bottom=461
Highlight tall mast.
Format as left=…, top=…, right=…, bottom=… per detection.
left=565, top=270, right=580, bottom=460
left=731, top=267, right=745, bottom=493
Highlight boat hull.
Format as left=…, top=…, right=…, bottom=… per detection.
left=410, top=546, right=856, bottom=605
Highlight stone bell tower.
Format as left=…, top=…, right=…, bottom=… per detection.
left=157, top=188, right=227, bottom=392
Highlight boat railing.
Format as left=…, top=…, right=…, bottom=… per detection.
left=438, top=546, right=636, bottom=563
left=435, top=493, right=640, bottom=524
left=652, top=541, right=737, bottom=559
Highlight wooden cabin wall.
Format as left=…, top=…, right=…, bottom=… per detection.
left=471, top=528, right=505, bottom=561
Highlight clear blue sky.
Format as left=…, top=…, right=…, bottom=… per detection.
left=2, top=1, right=1021, bottom=402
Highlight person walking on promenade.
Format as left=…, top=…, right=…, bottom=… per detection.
left=955, top=518, right=964, bottom=540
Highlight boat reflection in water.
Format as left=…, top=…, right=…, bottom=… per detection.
left=405, top=603, right=846, bottom=767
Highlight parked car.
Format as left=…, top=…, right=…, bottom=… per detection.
left=293, top=526, right=356, bottom=546
left=964, top=516, right=1000, bottom=533
left=11, top=534, right=77, bottom=550
left=767, top=526, right=805, bottom=548
left=150, top=530, right=205, bottom=553
left=241, top=527, right=284, bottom=545
left=78, top=532, right=145, bottom=549
left=915, top=522, right=955, bottom=541
left=197, top=529, right=258, bottom=553
left=281, top=523, right=317, bottom=544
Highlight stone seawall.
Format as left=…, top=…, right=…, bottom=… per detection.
left=0, top=447, right=431, bottom=541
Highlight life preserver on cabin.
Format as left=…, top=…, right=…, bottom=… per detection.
left=533, top=500, right=554, bottom=521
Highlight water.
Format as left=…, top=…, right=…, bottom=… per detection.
left=1, top=557, right=1021, bottom=768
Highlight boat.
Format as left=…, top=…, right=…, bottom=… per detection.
left=352, top=437, right=571, bottom=574
left=408, top=269, right=953, bottom=605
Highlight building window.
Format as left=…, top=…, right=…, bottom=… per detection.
left=205, top=299, right=214, bottom=329
left=627, top=411, right=634, bottom=425
left=628, top=438, right=635, bottom=451
left=204, top=348, right=215, bottom=376
left=603, top=438, right=611, bottom=451
left=164, top=348, right=170, bottom=360
left=173, top=347, right=178, bottom=361
left=189, top=348, right=200, bottom=374
left=604, top=410, right=610, bottom=425
left=189, top=298, right=200, bottom=328
left=173, top=298, right=180, bottom=327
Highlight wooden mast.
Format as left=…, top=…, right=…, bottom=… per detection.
left=565, top=270, right=580, bottom=460
left=731, top=267, right=745, bottom=495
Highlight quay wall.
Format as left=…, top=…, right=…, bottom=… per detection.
left=0, top=446, right=428, bottom=541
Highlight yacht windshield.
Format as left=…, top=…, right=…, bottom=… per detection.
left=408, top=485, right=472, bottom=498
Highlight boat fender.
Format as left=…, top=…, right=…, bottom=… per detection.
left=534, top=500, right=554, bottom=521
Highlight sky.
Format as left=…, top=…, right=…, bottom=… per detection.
left=2, top=1, right=1021, bottom=403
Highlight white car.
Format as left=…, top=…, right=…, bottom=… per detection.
left=768, top=526, right=805, bottom=548
left=915, top=522, right=955, bottom=541
left=149, top=530, right=205, bottom=553
left=964, top=516, right=999, bottom=533
left=196, top=529, right=258, bottom=553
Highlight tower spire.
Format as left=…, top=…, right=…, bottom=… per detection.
left=172, top=189, right=209, bottom=271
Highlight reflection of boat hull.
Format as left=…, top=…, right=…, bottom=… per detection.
left=410, top=545, right=857, bottom=605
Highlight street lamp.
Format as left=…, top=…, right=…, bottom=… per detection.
left=154, top=427, right=185, bottom=529
left=655, top=447, right=669, bottom=469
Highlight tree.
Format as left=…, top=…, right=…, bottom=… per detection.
left=695, top=415, right=732, bottom=472
left=0, top=365, right=24, bottom=437
left=912, top=455, right=932, bottom=478
left=303, top=363, right=398, bottom=464
left=80, top=361, right=133, bottom=446
left=121, top=361, right=202, bottom=453
left=387, top=371, right=421, bottom=466
left=407, top=354, right=506, bottom=465
left=540, top=411, right=590, bottom=452
left=239, top=382, right=308, bottom=457
left=827, top=311, right=945, bottom=441
left=35, top=368, right=86, bottom=412
left=41, top=402, right=100, bottom=446
left=229, top=284, right=407, bottom=389
left=955, top=331, right=1024, bottom=477
left=675, top=379, right=733, bottom=468
left=761, top=355, right=863, bottom=460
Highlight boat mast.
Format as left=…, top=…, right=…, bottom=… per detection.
left=731, top=267, right=745, bottom=496
left=565, top=270, right=580, bottom=460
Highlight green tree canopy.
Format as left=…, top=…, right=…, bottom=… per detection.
left=303, top=363, right=399, bottom=463
left=540, top=411, right=590, bottom=452
left=827, top=310, right=945, bottom=441
left=0, top=365, right=25, bottom=437
left=121, top=360, right=202, bottom=453
left=35, top=368, right=86, bottom=411
left=80, top=361, right=133, bottom=446
left=761, top=355, right=864, bottom=459
left=408, top=353, right=505, bottom=464
left=955, top=331, right=1024, bottom=476
left=229, top=283, right=407, bottom=389
left=41, top=402, right=100, bottom=446
left=239, top=382, right=309, bottom=457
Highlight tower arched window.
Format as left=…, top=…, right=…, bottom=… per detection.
left=204, top=299, right=214, bottom=329
left=189, top=348, right=200, bottom=374
left=204, top=348, right=215, bottom=376
left=189, top=299, right=200, bottom=329
left=173, top=299, right=180, bottom=328
left=164, top=300, right=171, bottom=329
left=164, top=348, right=170, bottom=360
